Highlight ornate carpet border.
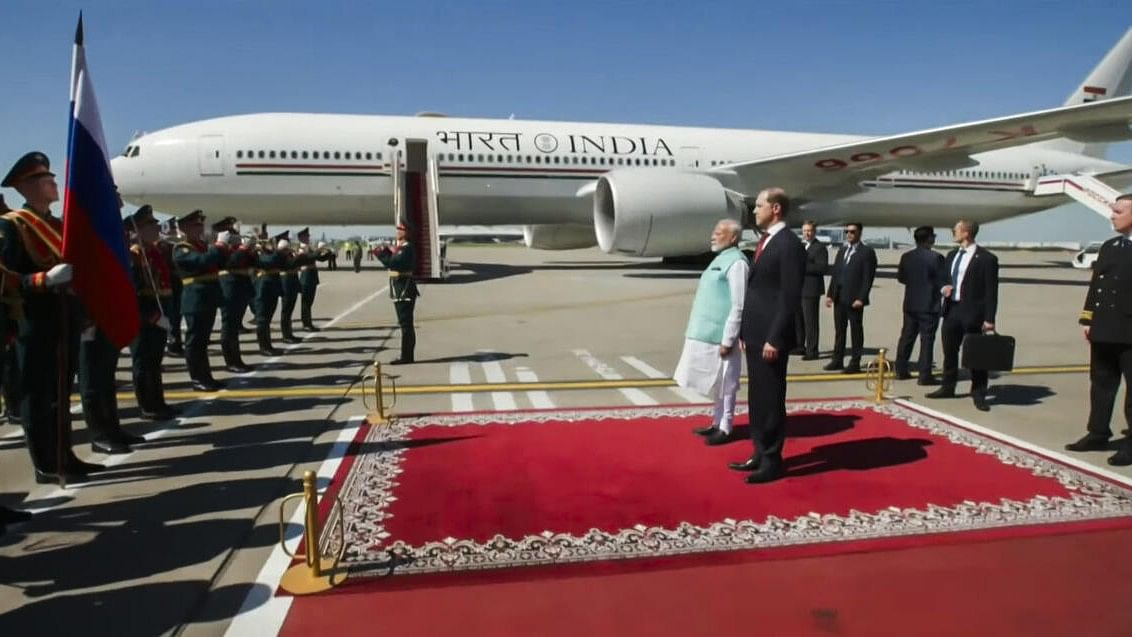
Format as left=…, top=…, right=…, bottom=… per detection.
left=323, top=400, right=1132, bottom=577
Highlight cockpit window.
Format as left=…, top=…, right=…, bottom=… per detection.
left=122, top=145, right=133, bottom=157
left=131, top=146, right=140, bottom=157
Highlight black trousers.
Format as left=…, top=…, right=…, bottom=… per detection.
left=79, top=331, right=121, bottom=441
left=896, top=311, right=940, bottom=379
left=794, top=296, right=820, bottom=356
left=184, top=306, right=218, bottom=383
left=1086, top=341, right=1132, bottom=439
left=745, top=346, right=790, bottom=466
left=131, top=323, right=169, bottom=412
left=18, top=314, right=79, bottom=473
left=939, top=308, right=987, bottom=394
left=300, top=283, right=317, bottom=327
left=394, top=298, right=416, bottom=360
left=832, top=302, right=864, bottom=365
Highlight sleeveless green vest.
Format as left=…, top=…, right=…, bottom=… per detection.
left=685, top=247, right=746, bottom=344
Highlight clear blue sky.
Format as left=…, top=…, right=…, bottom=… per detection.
left=2, top=0, right=1130, bottom=242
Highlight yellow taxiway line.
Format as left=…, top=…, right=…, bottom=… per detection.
left=105, top=363, right=1089, bottom=401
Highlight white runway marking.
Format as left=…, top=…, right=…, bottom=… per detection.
left=515, top=367, right=554, bottom=409
left=479, top=355, right=517, bottom=411
left=670, top=386, right=709, bottom=403
left=573, top=349, right=658, bottom=406
left=224, top=416, right=364, bottom=637
left=448, top=363, right=475, bottom=412
left=620, top=355, right=667, bottom=379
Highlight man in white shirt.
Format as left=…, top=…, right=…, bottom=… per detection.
left=676, top=219, right=749, bottom=445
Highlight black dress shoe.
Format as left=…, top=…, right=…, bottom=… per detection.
left=789, top=347, right=806, bottom=356
left=704, top=430, right=734, bottom=446
left=303, top=324, right=320, bottom=332
left=1107, top=449, right=1132, bottom=466
left=283, top=337, right=303, bottom=344
left=390, top=358, right=414, bottom=365
left=801, top=353, right=819, bottom=361
left=822, top=361, right=843, bottom=371
left=112, top=431, right=147, bottom=445
left=728, top=456, right=761, bottom=472
left=167, top=346, right=184, bottom=357
left=139, top=409, right=175, bottom=421
left=917, top=377, right=941, bottom=386
left=225, top=364, right=253, bottom=374
left=925, top=387, right=956, bottom=399
left=0, top=506, right=33, bottom=525
left=91, top=439, right=132, bottom=455
left=746, top=464, right=785, bottom=484
left=973, top=395, right=991, bottom=412
left=894, top=370, right=913, bottom=381
left=1065, top=435, right=1111, bottom=452
left=36, top=468, right=91, bottom=484
left=191, top=380, right=222, bottom=392
left=692, top=425, right=716, bottom=437
left=842, top=366, right=862, bottom=374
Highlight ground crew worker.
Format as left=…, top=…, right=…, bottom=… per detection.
left=128, top=205, right=177, bottom=420
left=376, top=223, right=419, bottom=364
left=0, top=151, right=102, bottom=482
left=173, top=209, right=225, bottom=391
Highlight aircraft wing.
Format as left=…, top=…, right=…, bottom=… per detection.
left=716, top=95, right=1132, bottom=201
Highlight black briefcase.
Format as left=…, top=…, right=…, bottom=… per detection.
left=961, top=333, right=1016, bottom=372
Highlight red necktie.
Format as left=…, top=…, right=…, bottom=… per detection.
left=754, top=235, right=769, bottom=262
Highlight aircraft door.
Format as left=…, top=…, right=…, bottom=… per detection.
left=679, top=146, right=703, bottom=170
left=397, top=139, right=446, bottom=279
left=198, top=135, right=225, bottom=176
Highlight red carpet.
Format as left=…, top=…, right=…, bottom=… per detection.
left=307, top=400, right=1132, bottom=587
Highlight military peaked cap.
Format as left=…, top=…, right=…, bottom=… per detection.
left=297, top=227, right=310, bottom=238
left=2, top=151, right=54, bottom=188
left=178, top=209, right=205, bottom=225
left=211, top=216, right=238, bottom=232
left=274, top=230, right=290, bottom=241
left=130, top=205, right=156, bottom=225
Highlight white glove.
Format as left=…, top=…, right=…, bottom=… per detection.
left=216, top=230, right=231, bottom=245
left=317, top=241, right=327, bottom=249
left=156, top=316, right=171, bottom=331
left=242, top=236, right=255, bottom=248
left=81, top=326, right=96, bottom=342
left=45, top=263, right=73, bottom=287
left=277, top=239, right=290, bottom=251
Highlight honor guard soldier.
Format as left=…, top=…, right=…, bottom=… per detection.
left=278, top=232, right=302, bottom=343
left=254, top=231, right=288, bottom=355
left=173, top=209, right=225, bottom=391
left=296, top=227, right=331, bottom=331
left=214, top=216, right=254, bottom=373
left=160, top=218, right=185, bottom=356
left=0, top=194, right=22, bottom=426
left=0, top=152, right=103, bottom=482
left=377, top=223, right=419, bottom=364
left=1067, top=194, right=1132, bottom=465
left=128, top=206, right=177, bottom=420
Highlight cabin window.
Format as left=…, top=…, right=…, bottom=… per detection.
left=236, top=151, right=243, bottom=159
left=257, top=151, right=265, bottom=159
left=376, top=152, right=383, bottom=160
left=487, top=154, right=494, bottom=162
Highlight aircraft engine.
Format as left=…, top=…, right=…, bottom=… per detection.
left=593, top=169, right=741, bottom=256
left=522, top=224, right=597, bottom=250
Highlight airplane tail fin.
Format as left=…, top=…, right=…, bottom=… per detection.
left=1039, top=27, right=1132, bottom=158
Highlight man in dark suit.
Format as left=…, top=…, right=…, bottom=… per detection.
left=895, top=226, right=946, bottom=384
left=793, top=220, right=828, bottom=360
left=927, top=219, right=999, bottom=411
left=824, top=223, right=877, bottom=373
left=730, top=187, right=806, bottom=484
left=1065, top=194, right=1132, bottom=464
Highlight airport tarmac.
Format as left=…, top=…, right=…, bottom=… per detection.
left=0, top=244, right=1126, bottom=636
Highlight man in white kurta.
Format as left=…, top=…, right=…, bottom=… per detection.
left=674, top=219, right=749, bottom=445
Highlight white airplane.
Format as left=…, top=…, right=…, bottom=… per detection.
left=112, top=28, right=1132, bottom=257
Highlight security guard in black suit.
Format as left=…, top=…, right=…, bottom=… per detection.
left=793, top=221, right=827, bottom=360
left=128, top=206, right=177, bottom=420
left=377, top=223, right=419, bottom=364
left=824, top=222, right=877, bottom=373
left=927, top=219, right=999, bottom=411
left=0, top=152, right=102, bottom=482
left=214, top=216, right=253, bottom=373
left=278, top=231, right=302, bottom=343
left=160, top=218, right=185, bottom=356
left=1066, top=195, right=1132, bottom=465
left=173, top=210, right=225, bottom=392
left=296, top=227, right=331, bottom=331
left=894, top=226, right=946, bottom=384
left=254, top=231, right=288, bottom=356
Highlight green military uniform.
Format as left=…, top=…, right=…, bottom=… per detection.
left=214, top=216, right=254, bottom=373
left=377, top=236, right=419, bottom=364
left=128, top=206, right=177, bottom=420
left=279, top=240, right=301, bottom=343
left=0, top=152, right=102, bottom=481
left=160, top=218, right=184, bottom=357
left=1077, top=232, right=1132, bottom=464
left=255, top=232, right=288, bottom=355
left=295, top=228, right=331, bottom=331
left=173, top=210, right=225, bottom=391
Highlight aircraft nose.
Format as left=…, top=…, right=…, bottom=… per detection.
left=110, top=156, right=144, bottom=202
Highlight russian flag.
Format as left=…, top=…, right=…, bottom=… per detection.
left=62, top=15, right=139, bottom=348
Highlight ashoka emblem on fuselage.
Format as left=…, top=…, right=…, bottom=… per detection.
left=533, top=133, right=558, bottom=153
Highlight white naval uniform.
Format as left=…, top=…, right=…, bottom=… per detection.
left=673, top=254, right=749, bottom=433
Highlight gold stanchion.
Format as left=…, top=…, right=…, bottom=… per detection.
left=361, top=358, right=398, bottom=424
left=277, top=470, right=348, bottom=595
left=864, top=347, right=892, bottom=404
